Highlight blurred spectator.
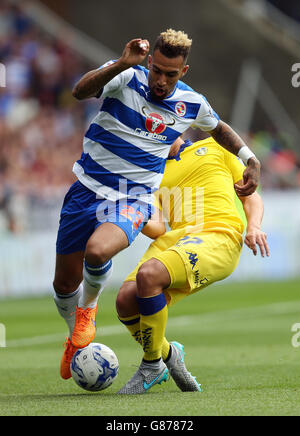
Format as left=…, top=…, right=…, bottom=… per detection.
left=0, top=178, right=16, bottom=232
left=249, top=129, right=300, bottom=189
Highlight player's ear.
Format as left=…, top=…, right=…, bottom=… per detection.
left=148, top=55, right=152, bottom=69
left=181, top=65, right=189, bottom=77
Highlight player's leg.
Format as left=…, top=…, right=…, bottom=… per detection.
left=116, top=280, right=171, bottom=358
left=53, top=251, right=84, bottom=333
left=72, top=198, right=153, bottom=348
left=81, top=222, right=128, bottom=308
left=116, top=231, right=181, bottom=362
left=117, top=247, right=202, bottom=393
left=116, top=228, right=197, bottom=393
left=136, top=258, right=170, bottom=359
left=54, top=180, right=99, bottom=336
left=137, top=252, right=202, bottom=392
left=53, top=251, right=85, bottom=380
left=54, top=180, right=109, bottom=378
left=116, top=281, right=141, bottom=345
left=72, top=222, right=129, bottom=348
left=138, top=251, right=202, bottom=392
left=117, top=260, right=170, bottom=394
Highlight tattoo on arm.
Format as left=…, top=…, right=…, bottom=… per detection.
left=72, top=70, right=103, bottom=100
left=210, top=120, right=246, bottom=156
left=72, top=61, right=127, bottom=100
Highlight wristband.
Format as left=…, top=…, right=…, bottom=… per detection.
left=238, top=146, right=256, bottom=165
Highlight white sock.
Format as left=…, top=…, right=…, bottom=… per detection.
left=54, top=284, right=83, bottom=336
left=78, top=260, right=113, bottom=309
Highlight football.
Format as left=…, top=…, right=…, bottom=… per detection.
left=70, top=343, right=119, bottom=392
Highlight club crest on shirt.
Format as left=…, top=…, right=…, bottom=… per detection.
left=175, top=101, right=186, bottom=117
left=195, top=147, right=208, bottom=156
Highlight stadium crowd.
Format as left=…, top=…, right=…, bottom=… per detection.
left=0, top=1, right=98, bottom=231
left=0, top=1, right=299, bottom=233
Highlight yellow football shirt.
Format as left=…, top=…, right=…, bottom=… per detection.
left=155, top=137, right=246, bottom=243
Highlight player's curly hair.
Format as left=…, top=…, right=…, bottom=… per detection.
left=153, top=29, right=192, bottom=62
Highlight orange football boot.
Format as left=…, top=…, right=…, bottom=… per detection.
left=71, top=305, right=97, bottom=348
left=60, top=337, right=79, bottom=380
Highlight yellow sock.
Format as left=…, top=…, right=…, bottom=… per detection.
left=162, top=337, right=170, bottom=361
left=118, top=314, right=171, bottom=362
left=118, top=314, right=141, bottom=345
left=137, top=293, right=168, bottom=361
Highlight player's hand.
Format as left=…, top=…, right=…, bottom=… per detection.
left=244, top=226, right=270, bottom=257
left=119, top=38, right=150, bottom=68
left=235, top=158, right=261, bottom=197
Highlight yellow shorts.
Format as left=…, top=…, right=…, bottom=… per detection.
left=125, top=228, right=242, bottom=307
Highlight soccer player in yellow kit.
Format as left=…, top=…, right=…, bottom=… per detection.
left=116, top=136, right=269, bottom=394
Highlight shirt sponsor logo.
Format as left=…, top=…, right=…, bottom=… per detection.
left=135, top=107, right=176, bottom=141
left=145, top=112, right=167, bottom=135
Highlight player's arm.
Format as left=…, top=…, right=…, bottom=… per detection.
left=72, top=38, right=149, bottom=100
left=236, top=181, right=269, bottom=257
left=209, top=120, right=261, bottom=197
left=141, top=207, right=166, bottom=239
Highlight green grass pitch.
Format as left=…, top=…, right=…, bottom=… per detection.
left=0, top=279, right=300, bottom=416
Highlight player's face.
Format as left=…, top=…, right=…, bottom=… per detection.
left=148, top=49, right=189, bottom=101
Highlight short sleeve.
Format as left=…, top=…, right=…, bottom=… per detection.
left=223, top=149, right=245, bottom=184
left=192, top=95, right=220, bottom=132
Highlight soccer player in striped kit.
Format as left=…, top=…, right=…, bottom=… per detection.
left=52, top=29, right=261, bottom=380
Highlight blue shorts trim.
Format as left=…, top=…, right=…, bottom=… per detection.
left=56, top=181, right=153, bottom=255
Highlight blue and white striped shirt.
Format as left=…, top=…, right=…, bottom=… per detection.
left=73, top=62, right=219, bottom=203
